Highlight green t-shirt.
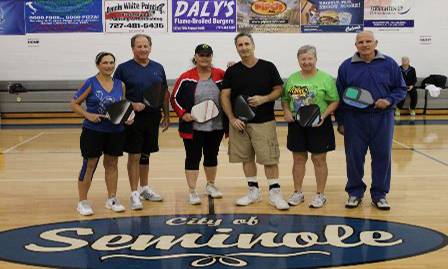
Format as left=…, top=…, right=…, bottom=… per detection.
left=282, top=70, right=339, bottom=115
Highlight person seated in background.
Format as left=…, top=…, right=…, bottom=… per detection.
left=396, top=56, right=418, bottom=116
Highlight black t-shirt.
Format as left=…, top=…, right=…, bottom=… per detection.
left=222, top=59, right=283, bottom=123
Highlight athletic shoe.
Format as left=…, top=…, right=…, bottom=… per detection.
left=139, top=186, right=163, bottom=202
left=130, top=191, right=143, bottom=210
left=287, top=191, right=305, bottom=206
left=372, top=198, right=391, bottom=210
left=105, top=197, right=125, bottom=212
left=205, top=184, right=223, bottom=198
left=410, top=109, right=416, bottom=116
left=309, top=193, right=326, bottom=208
left=395, top=108, right=400, bottom=116
left=77, top=200, right=93, bottom=216
left=268, top=188, right=289, bottom=210
left=345, top=196, right=363, bottom=208
left=236, top=187, right=262, bottom=206
left=189, top=190, right=202, bottom=205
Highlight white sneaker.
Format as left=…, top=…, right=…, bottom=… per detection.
left=269, top=188, right=289, bottom=210
left=139, top=186, right=163, bottom=202
left=189, top=190, right=202, bottom=205
left=105, top=197, right=125, bottom=212
left=309, top=193, right=326, bottom=208
left=288, top=191, right=305, bottom=206
left=236, top=187, right=262, bottom=206
left=130, top=191, right=143, bottom=210
left=205, top=184, right=223, bottom=198
left=77, top=200, right=93, bottom=216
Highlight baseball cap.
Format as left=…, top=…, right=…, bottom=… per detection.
left=195, top=44, right=213, bottom=54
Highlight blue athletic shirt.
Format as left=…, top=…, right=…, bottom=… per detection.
left=114, top=59, right=168, bottom=115
left=73, top=76, right=125, bottom=133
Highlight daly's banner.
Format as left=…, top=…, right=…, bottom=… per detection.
left=25, top=0, right=102, bottom=33
left=105, top=0, right=168, bottom=33
left=172, top=0, right=236, bottom=32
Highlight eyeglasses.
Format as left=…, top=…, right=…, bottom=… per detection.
left=197, top=54, right=212, bottom=58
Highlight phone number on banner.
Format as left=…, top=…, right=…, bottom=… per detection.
left=110, top=22, right=164, bottom=29
left=107, top=22, right=166, bottom=33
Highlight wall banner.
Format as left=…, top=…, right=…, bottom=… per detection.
left=301, top=0, right=364, bottom=33
left=172, top=0, right=236, bottom=33
left=364, top=0, right=415, bottom=32
left=0, top=0, right=25, bottom=35
left=237, top=0, right=301, bottom=33
left=25, top=0, right=102, bottom=33
left=105, top=0, right=168, bottom=33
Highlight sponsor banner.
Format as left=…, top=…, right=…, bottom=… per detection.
left=25, top=0, right=102, bottom=33
left=237, top=0, right=300, bottom=33
left=105, top=0, right=168, bottom=33
left=364, top=0, right=415, bottom=32
left=0, top=214, right=446, bottom=268
left=0, top=0, right=25, bottom=35
left=172, top=0, right=236, bottom=33
left=301, top=0, right=364, bottom=33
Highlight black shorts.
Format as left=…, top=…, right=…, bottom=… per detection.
left=124, top=112, right=162, bottom=154
left=80, top=128, right=125, bottom=158
left=183, top=130, right=224, bottom=170
left=287, top=116, right=335, bottom=153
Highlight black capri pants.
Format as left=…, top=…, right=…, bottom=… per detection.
left=183, top=130, right=224, bottom=170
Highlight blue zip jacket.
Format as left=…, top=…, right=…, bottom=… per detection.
left=335, top=50, right=406, bottom=125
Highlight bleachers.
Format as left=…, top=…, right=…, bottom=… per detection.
left=1, top=78, right=447, bottom=127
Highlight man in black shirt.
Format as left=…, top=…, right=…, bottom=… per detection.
left=221, top=32, right=289, bottom=210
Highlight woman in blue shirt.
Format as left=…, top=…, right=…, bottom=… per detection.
left=71, top=52, right=132, bottom=216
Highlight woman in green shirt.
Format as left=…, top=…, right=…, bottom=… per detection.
left=281, top=45, right=340, bottom=208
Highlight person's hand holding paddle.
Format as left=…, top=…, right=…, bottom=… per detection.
left=230, top=117, right=245, bottom=131
left=131, top=102, right=145, bottom=112
left=312, top=116, right=325, bottom=127
left=182, top=113, right=197, bottom=122
left=124, top=119, right=134, bottom=125
left=247, top=95, right=267, bottom=107
left=374, top=98, right=390, bottom=109
left=86, top=113, right=107, bottom=123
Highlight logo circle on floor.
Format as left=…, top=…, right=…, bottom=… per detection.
left=0, top=214, right=446, bottom=268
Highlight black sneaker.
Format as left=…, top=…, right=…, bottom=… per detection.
left=372, top=198, right=391, bottom=210
left=345, top=196, right=363, bottom=208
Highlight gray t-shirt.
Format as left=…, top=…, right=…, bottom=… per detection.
left=194, top=78, right=223, bottom=131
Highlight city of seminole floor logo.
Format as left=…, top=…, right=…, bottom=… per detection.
left=0, top=214, right=446, bottom=268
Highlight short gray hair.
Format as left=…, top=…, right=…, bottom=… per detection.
left=234, top=32, right=254, bottom=46
left=356, top=30, right=376, bottom=42
left=297, top=45, right=317, bottom=58
left=402, top=56, right=410, bottom=61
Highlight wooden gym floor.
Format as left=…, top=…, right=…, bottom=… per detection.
left=0, top=115, right=447, bottom=268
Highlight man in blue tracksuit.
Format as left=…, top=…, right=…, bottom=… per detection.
left=335, top=31, right=407, bottom=210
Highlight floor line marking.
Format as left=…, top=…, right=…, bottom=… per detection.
left=393, top=139, right=448, bottom=167
left=1, top=132, right=45, bottom=154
